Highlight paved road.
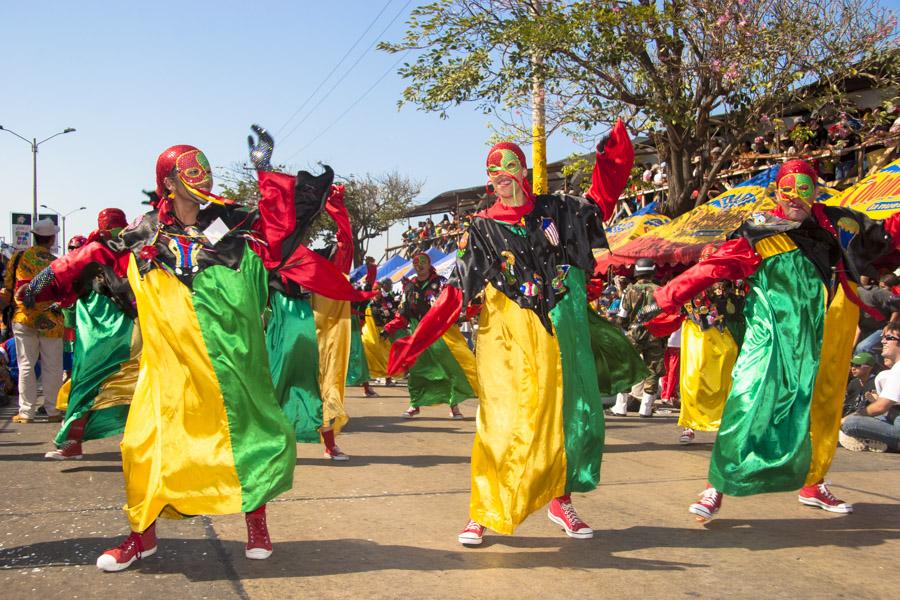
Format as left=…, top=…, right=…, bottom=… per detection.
left=1, top=387, right=898, bottom=599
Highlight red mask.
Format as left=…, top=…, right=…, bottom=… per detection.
left=155, top=145, right=212, bottom=199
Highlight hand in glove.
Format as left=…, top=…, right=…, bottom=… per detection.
left=247, top=124, right=274, bottom=172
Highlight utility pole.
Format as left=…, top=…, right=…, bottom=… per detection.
left=530, top=1, right=548, bottom=194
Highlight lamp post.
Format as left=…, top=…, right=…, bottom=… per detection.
left=0, top=125, right=76, bottom=226
left=40, top=205, right=86, bottom=255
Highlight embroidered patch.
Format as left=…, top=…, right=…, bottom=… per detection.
left=541, top=217, right=560, bottom=246
left=836, top=216, right=860, bottom=249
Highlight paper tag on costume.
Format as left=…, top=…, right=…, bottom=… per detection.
left=203, top=218, right=229, bottom=245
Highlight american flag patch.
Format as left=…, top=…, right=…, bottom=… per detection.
left=541, top=218, right=559, bottom=246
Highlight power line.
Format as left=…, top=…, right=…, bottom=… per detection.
left=274, top=0, right=393, bottom=137
left=284, top=51, right=410, bottom=162
left=279, top=0, right=413, bottom=146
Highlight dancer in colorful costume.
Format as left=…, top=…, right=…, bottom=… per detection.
left=674, top=245, right=747, bottom=445
left=20, top=127, right=369, bottom=571
left=384, top=252, right=478, bottom=419
left=266, top=182, right=369, bottom=461
left=362, top=278, right=400, bottom=384
left=644, top=159, right=900, bottom=519
left=45, top=209, right=141, bottom=461
left=388, top=122, right=634, bottom=544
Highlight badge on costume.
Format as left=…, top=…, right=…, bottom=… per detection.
left=541, top=217, right=560, bottom=246
left=836, top=217, right=859, bottom=249
left=203, top=218, right=230, bottom=246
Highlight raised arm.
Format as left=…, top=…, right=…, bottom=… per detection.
left=18, top=241, right=121, bottom=308
left=585, top=119, right=635, bottom=221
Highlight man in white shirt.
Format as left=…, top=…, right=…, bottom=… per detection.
left=840, top=320, right=900, bottom=452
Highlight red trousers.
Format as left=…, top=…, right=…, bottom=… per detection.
left=660, top=346, right=680, bottom=402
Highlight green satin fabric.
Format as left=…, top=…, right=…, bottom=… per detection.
left=549, top=268, right=606, bottom=494
left=193, top=251, right=296, bottom=511
left=708, top=249, right=824, bottom=496
left=266, top=291, right=324, bottom=443
left=586, top=309, right=649, bottom=396
left=407, top=318, right=476, bottom=408
left=345, top=317, right=370, bottom=385
left=55, top=292, right=134, bottom=445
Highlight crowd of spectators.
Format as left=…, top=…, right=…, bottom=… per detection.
left=400, top=211, right=474, bottom=257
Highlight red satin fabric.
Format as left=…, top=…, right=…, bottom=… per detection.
left=383, top=314, right=409, bottom=335
left=278, top=245, right=373, bottom=302
left=477, top=196, right=534, bottom=223
left=884, top=212, right=900, bottom=250
left=254, top=171, right=298, bottom=266
left=654, top=237, right=761, bottom=314
left=387, top=286, right=463, bottom=375
left=324, top=185, right=353, bottom=274
left=365, top=264, right=377, bottom=288
left=647, top=312, right=684, bottom=338
left=585, top=119, right=635, bottom=221
left=39, top=241, right=125, bottom=306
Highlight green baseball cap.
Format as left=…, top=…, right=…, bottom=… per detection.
left=851, top=352, right=876, bottom=366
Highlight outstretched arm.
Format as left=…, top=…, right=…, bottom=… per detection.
left=17, top=242, right=121, bottom=308
left=653, top=238, right=762, bottom=315
left=585, top=119, right=635, bottom=221
left=387, top=286, right=463, bottom=375
left=324, top=184, right=353, bottom=274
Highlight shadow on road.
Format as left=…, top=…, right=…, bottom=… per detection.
left=3, top=503, right=897, bottom=577
left=0, top=451, right=122, bottom=463
left=297, top=454, right=470, bottom=468
left=344, top=415, right=473, bottom=435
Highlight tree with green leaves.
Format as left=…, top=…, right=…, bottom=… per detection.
left=218, top=164, right=421, bottom=267
left=381, top=0, right=898, bottom=216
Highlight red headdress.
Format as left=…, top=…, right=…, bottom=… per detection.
left=98, top=208, right=127, bottom=231
left=775, top=159, right=817, bottom=184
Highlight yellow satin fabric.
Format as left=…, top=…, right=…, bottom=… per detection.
left=56, top=379, right=71, bottom=411
left=311, top=295, right=350, bottom=434
left=361, top=308, right=392, bottom=378
left=124, top=258, right=242, bottom=531
left=678, top=320, right=738, bottom=431
left=92, top=322, right=142, bottom=411
left=440, top=326, right=480, bottom=398
left=470, top=285, right=566, bottom=534
left=755, top=233, right=798, bottom=258
left=805, top=283, right=858, bottom=485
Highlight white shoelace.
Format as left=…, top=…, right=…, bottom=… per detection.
left=559, top=501, right=585, bottom=526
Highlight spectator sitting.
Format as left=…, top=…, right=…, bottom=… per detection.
left=843, top=352, right=879, bottom=417
left=840, top=321, right=900, bottom=453
left=855, top=274, right=900, bottom=355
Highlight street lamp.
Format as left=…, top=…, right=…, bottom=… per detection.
left=40, top=204, right=86, bottom=255
left=0, top=125, right=76, bottom=226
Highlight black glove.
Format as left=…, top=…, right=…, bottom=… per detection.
left=596, top=133, right=611, bottom=155
left=247, top=124, right=274, bottom=171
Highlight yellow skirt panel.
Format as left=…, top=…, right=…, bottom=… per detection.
left=361, top=309, right=392, bottom=379
left=312, top=295, right=351, bottom=434
left=470, top=285, right=566, bottom=534
left=124, top=259, right=242, bottom=531
left=805, top=283, right=859, bottom=485
left=92, top=322, right=142, bottom=411
left=440, top=325, right=480, bottom=398
left=678, top=320, right=739, bottom=431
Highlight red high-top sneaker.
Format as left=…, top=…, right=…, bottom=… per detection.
left=458, top=520, right=485, bottom=546
left=798, top=480, right=853, bottom=514
left=689, top=486, right=723, bottom=521
left=547, top=495, right=594, bottom=539
left=96, top=522, right=157, bottom=572
left=245, top=506, right=273, bottom=559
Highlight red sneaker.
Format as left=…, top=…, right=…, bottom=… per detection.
left=689, top=486, right=722, bottom=521
left=402, top=406, right=420, bottom=419
left=324, top=445, right=350, bottom=461
left=547, top=495, right=593, bottom=539
left=798, top=480, right=853, bottom=514
left=450, top=405, right=464, bottom=420
left=96, top=523, right=157, bottom=572
left=458, top=519, right=485, bottom=546
left=44, top=440, right=84, bottom=460
left=679, top=428, right=695, bottom=445
left=245, top=508, right=273, bottom=559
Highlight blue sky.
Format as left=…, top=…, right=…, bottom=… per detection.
left=0, top=1, right=590, bottom=259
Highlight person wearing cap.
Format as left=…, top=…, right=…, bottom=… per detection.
left=842, top=352, right=878, bottom=418
left=643, top=158, right=900, bottom=520
left=2, top=218, right=64, bottom=423
left=840, top=320, right=900, bottom=452
left=44, top=209, right=140, bottom=461
left=613, top=257, right=666, bottom=417
left=18, top=127, right=371, bottom=572
left=386, top=123, right=634, bottom=545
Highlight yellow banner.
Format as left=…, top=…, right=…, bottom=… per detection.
left=826, top=158, right=900, bottom=220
